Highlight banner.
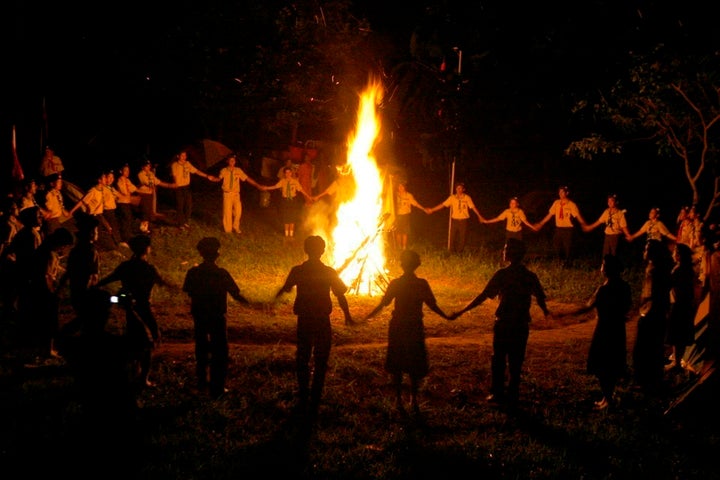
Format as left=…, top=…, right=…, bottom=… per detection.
left=11, top=125, right=24, bottom=182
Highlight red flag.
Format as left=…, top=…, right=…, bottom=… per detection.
left=11, top=125, right=25, bottom=182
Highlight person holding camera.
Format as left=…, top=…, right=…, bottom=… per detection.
left=97, top=234, right=177, bottom=387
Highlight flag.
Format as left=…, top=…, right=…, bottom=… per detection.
left=11, top=125, right=25, bottom=182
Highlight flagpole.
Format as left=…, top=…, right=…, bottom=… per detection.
left=447, top=158, right=455, bottom=250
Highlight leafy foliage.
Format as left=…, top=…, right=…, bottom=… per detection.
left=566, top=46, right=720, bottom=220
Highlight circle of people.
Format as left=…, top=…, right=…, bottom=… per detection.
left=1, top=148, right=709, bottom=421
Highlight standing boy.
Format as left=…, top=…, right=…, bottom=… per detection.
left=183, top=237, right=251, bottom=398
left=273, top=235, right=353, bottom=417
left=451, top=238, right=550, bottom=406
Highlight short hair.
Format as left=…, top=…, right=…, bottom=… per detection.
left=196, top=236, right=221, bottom=259
left=304, top=235, right=325, bottom=257
left=128, top=234, right=152, bottom=256
left=504, top=238, right=527, bottom=262
left=400, top=250, right=421, bottom=271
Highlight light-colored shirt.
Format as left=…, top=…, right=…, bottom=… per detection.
left=548, top=199, right=580, bottom=228
left=497, top=208, right=528, bottom=233
left=219, top=166, right=249, bottom=193
left=396, top=191, right=421, bottom=216
left=171, top=160, right=200, bottom=187
left=597, top=208, right=628, bottom=235
left=442, top=193, right=476, bottom=220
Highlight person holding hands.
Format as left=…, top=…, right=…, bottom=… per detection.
left=426, top=182, right=484, bottom=254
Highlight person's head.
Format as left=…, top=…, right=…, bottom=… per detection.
left=397, top=181, right=407, bottom=193
left=649, top=207, right=660, bottom=220
left=503, top=238, right=526, bottom=263
left=454, top=182, right=465, bottom=194
left=75, top=212, right=100, bottom=242
left=196, top=236, right=221, bottom=261
left=48, top=173, right=62, bottom=190
left=141, top=160, right=152, bottom=171
left=23, top=178, right=37, bottom=195
left=607, top=193, right=618, bottom=208
left=128, top=234, right=152, bottom=257
left=283, top=166, right=294, bottom=177
left=304, top=235, right=325, bottom=258
left=46, top=227, right=74, bottom=253
left=673, top=243, right=694, bottom=265
left=644, top=239, right=671, bottom=266
left=509, top=197, right=520, bottom=209
left=558, top=186, right=569, bottom=198
left=43, top=145, right=54, bottom=158
left=103, top=169, right=115, bottom=185
left=601, top=254, right=623, bottom=278
left=121, top=164, right=131, bottom=177
left=19, top=206, right=42, bottom=228
left=226, top=154, right=237, bottom=167
left=399, top=249, right=421, bottom=273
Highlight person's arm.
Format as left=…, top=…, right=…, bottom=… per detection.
left=246, top=176, right=264, bottom=189
left=336, top=292, right=353, bottom=326
left=626, top=222, right=647, bottom=242
left=471, top=205, right=485, bottom=222
left=483, top=212, right=505, bottom=225
left=450, top=291, right=489, bottom=319
left=426, top=201, right=446, bottom=214
left=582, top=217, right=603, bottom=232
left=534, top=211, right=554, bottom=230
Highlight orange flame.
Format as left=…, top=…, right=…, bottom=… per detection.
left=306, top=79, right=388, bottom=295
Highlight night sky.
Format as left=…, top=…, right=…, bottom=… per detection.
left=3, top=1, right=714, bottom=209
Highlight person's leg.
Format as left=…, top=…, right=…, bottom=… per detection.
left=296, top=318, right=312, bottom=407
left=393, top=372, right=404, bottom=411
left=193, top=319, right=210, bottom=389
left=457, top=219, right=468, bottom=252
left=208, top=316, right=229, bottom=398
left=409, top=374, right=421, bottom=414
left=222, top=192, right=232, bottom=233
left=309, top=319, right=332, bottom=410
left=506, top=330, right=529, bottom=403
left=232, top=194, right=242, bottom=233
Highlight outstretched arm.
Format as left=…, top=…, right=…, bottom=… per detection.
left=534, top=212, right=553, bottom=230
left=450, top=292, right=488, bottom=319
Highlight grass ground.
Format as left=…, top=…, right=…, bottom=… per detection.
left=1, top=180, right=718, bottom=479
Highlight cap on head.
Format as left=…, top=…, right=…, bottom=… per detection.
left=304, top=235, right=325, bottom=257
left=196, top=236, right=221, bottom=258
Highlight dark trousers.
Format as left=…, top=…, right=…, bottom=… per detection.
left=296, top=315, right=332, bottom=406
left=175, top=186, right=192, bottom=225
left=449, top=218, right=469, bottom=253
left=192, top=314, right=229, bottom=397
left=116, top=203, right=135, bottom=242
left=553, top=227, right=574, bottom=265
left=491, top=320, right=530, bottom=400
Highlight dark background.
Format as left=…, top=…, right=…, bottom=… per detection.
left=2, top=1, right=712, bottom=221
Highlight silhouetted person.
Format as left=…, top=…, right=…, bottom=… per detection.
left=64, top=212, right=100, bottom=333
left=451, top=238, right=550, bottom=405
left=273, top=235, right=353, bottom=417
left=570, top=254, right=632, bottom=410
left=633, top=239, right=673, bottom=393
left=183, top=237, right=251, bottom=398
left=97, top=234, right=175, bottom=387
left=26, top=226, right=74, bottom=360
left=57, top=287, right=140, bottom=477
left=666, top=243, right=696, bottom=373
left=363, top=249, right=452, bottom=417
